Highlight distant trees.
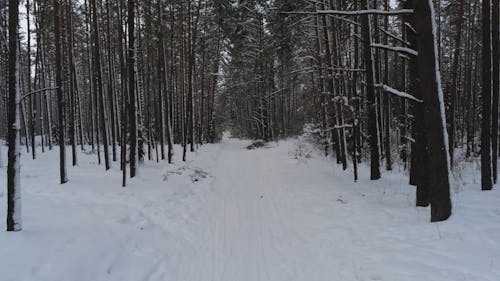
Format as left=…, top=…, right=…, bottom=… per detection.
left=1, top=0, right=498, bottom=228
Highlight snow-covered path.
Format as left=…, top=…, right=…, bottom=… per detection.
left=208, top=138, right=354, bottom=280
left=1, top=137, right=500, bottom=281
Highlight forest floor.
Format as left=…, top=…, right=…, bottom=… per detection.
left=1, top=136, right=500, bottom=281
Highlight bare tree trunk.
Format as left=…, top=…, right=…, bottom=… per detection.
left=128, top=0, right=137, bottom=177
left=91, top=0, right=110, bottom=171
left=27, top=0, right=36, bottom=160
left=383, top=0, right=392, bottom=171
left=482, top=0, right=494, bottom=190
left=84, top=0, right=94, bottom=152
left=492, top=0, right=499, bottom=183
left=361, top=0, right=381, bottom=180
left=447, top=0, right=465, bottom=169
left=54, top=0, right=68, bottom=184
left=314, top=13, right=329, bottom=157
left=7, top=0, right=22, bottom=231
left=106, top=0, right=117, bottom=162
left=117, top=0, right=127, bottom=186
left=67, top=0, right=77, bottom=166
left=414, top=0, right=452, bottom=221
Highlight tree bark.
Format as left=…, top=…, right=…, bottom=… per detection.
left=7, top=0, right=22, bottom=231
left=492, top=0, right=499, bottom=183
left=447, top=0, right=465, bottom=169
left=414, top=0, right=452, bottom=221
left=361, top=0, right=381, bottom=180
left=482, top=0, right=494, bottom=190
left=54, top=0, right=68, bottom=184
left=128, top=0, right=137, bottom=178
left=91, top=0, right=110, bottom=171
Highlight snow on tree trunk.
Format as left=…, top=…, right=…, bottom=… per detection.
left=413, top=0, right=452, bottom=222
left=7, top=0, right=22, bottom=231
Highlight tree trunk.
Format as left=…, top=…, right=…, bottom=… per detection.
left=492, top=0, right=499, bottom=183
left=7, top=0, right=22, bottom=231
left=482, top=0, right=494, bottom=190
left=447, top=0, right=465, bottom=169
left=414, top=0, right=452, bottom=221
left=361, top=0, right=381, bottom=180
left=67, top=0, right=77, bottom=166
left=54, top=0, right=68, bottom=184
left=383, top=0, right=392, bottom=171
left=128, top=0, right=137, bottom=178
left=91, top=0, right=110, bottom=171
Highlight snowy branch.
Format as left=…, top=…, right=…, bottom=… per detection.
left=334, top=124, right=353, bottom=130
left=370, top=44, right=418, bottom=56
left=282, top=9, right=414, bottom=17
left=375, top=84, right=423, bottom=103
left=405, top=22, right=417, bottom=34
left=378, top=28, right=410, bottom=47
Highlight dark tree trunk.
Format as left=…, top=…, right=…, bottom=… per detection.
left=447, top=0, right=465, bottom=169
left=360, top=0, right=381, bottom=180
left=54, top=0, right=68, bottom=184
left=91, top=0, right=110, bottom=171
left=7, top=0, right=22, bottom=231
left=383, top=0, right=392, bottom=171
left=67, top=0, right=77, bottom=166
left=128, top=0, right=137, bottom=178
left=492, top=0, right=499, bottom=183
left=414, top=0, right=452, bottom=221
left=482, top=0, right=494, bottom=190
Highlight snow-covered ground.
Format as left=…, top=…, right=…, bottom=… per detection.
left=1, top=136, right=500, bottom=281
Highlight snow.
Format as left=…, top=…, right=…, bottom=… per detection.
left=1, top=136, right=500, bottom=281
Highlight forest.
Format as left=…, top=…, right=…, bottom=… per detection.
left=1, top=0, right=500, bottom=280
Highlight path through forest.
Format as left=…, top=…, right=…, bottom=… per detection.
left=1, top=137, right=500, bottom=281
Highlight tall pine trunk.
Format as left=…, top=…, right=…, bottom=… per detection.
left=360, top=0, right=381, bottom=180
left=482, top=0, right=494, bottom=190
left=91, top=0, right=110, bottom=171
left=7, top=0, right=22, bottom=231
left=414, top=0, right=452, bottom=221
left=54, top=0, right=68, bottom=184
left=128, top=0, right=137, bottom=178
left=492, top=0, right=499, bottom=183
